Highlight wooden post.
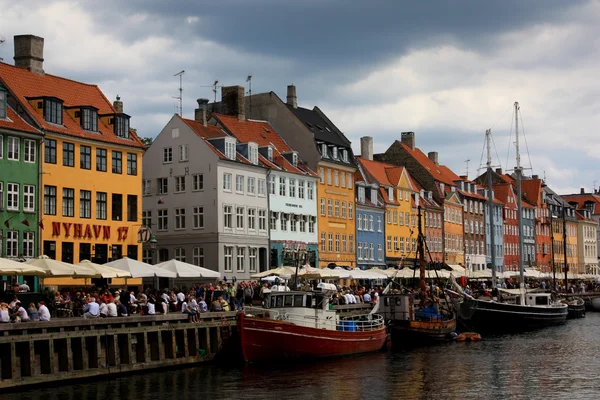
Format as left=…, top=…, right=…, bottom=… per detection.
left=48, top=338, right=55, bottom=374
left=205, top=327, right=211, bottom=354
left=66, top=338, right=73, bottom=372
left=158, top=331, right=165, bottom=361
left=182, top=329, right=189, bottom=358
left=29, top=341, right=36, bottom=377
left=113, top=335, right=120, bottom=366
left=126, top=334, right=133, bottom=364
left=10, top=342, right=17, bottom=380
left=143, top=332, right=150, bottom=363
left=81, top=337, right=89, bottom=370
left=170, top=330, right=176, bottom=359
left=194, top=328, right=200, bottom=358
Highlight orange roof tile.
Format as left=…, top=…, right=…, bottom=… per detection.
left=214, top=114, right=292, bottom=153
left=356, top=157, right=394, bottom=187
left=563, top=194, right=600, bottom=211
left=396, top=141, right=459, bottom=186
left=0, top=105, right=41, bottom=135
left=0, top=62, right=143, bottom=148
left=180, top=116, right=226, bottom=139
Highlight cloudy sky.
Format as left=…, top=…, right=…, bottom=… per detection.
left=1, top=0, right=599, bottom=194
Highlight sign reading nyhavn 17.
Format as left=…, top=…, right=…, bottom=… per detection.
left=51, top=222, right=130, bottom=241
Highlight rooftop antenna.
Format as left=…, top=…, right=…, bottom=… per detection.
left=173, top=70, right=185, bottom=116
left=246, top=75, right=252, bottom=117
left=0, top=36, right=5, bottom=61
left=464, top=159, right=470, bottom=179
left=212, top=80, right=219, bottom=103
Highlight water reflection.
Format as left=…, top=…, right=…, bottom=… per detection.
left=8, top=314, right=600, bottom=400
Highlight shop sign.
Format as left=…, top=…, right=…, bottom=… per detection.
left=51, top=222, right=130, bottom=241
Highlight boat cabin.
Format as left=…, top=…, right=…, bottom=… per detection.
left=499, top=289, right=553, bottom=306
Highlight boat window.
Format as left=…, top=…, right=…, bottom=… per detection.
left=384, top=298, right=390, bottom=306
left=395, top=297, right=403, bottom=306
left=276, top=296, right=284, bottom=308
left=306, top=295, right=312, bottom=308
left=294, top=295, right=304, bottom=307
left=285, top=296, right=293, bottom=307
left=535, top=296, right=549, bottom=305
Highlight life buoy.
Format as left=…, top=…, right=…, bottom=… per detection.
left=456, top=332, right=482, bottom=342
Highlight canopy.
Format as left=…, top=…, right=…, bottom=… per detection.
left=298, top=266, right=349, bottom=279
left=251, top=266, right=296, bottom=279
left=75, top=260, right=132, bottom=278
left=0, top=257, right=47, bottom=276
left=349, top=269, right=387, bottom=280
left=26, top=255, right=96, bottom=277
left=105, top=257, right=177, bottom=278
left=379, top=268, right=402, bottom=278
left=154, top=259, right=220, bottom=279
left=446, top=264, right=467, bottom=276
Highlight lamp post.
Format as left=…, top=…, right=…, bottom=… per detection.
left=466, top=255, right=471, bottom=279
left=150, top=235, right=158, bottom=265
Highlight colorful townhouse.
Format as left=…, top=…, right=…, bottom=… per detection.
left=211, top=91, right=319, bottom=268
left=243, top=85, right=357, bottom=268
left=455, top=179, right=487, bottom=273
left=142, top=97, right=269, bottom=280
left=521, top=177, right=552, bottom=273
left=575, top=210, right=598, bottom=275
left=356, top=137, right=416, bottom=268
left=563, top=189, right=600, bottom=275
left=493, top=183, right=520, bottom=271
left=375, top=132, right=465, bottom=267
left=419, top=186, right=444, bottom=263
left=354, top=138, right=386, bottom=269
left=544, top=186, right=578, bottom=275
left=0, top=36, right=144, bottom=287
left=483, top=188, right=505, bottom=271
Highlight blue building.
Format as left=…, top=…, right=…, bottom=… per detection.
left=484, top=189, right=505, bottom=271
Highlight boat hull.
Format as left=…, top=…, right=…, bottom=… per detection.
left=460, top=298, right=568, bottom=332
left=563, top=298, right=586, bottom=319
left=238, top=313, right=387, bottom=362
left=591, top=298, right=600, bottom=311
left=391, top=317, right=456, bottom=345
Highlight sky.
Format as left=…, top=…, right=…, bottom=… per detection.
left=1, top=0, right=599, bottom=194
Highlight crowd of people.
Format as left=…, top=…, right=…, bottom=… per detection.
left=0, top=298, right=50, bottom=323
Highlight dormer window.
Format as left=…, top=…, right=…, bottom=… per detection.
left=267, top=146, right=273, bottom=162
left=0, top=87, right=6, bottom=119
left=332, top=147, right=338, bottom=160
left=388, top=187, right=394, bottom=202
left=371, top=189, right=377, bottom=203
left=81, top=107, right=98, bottom=132
left=114, top=114, right=130, bottom=138
left=321, top=143, right=328, bottom=158
left=249, top=143, right=259, bottom=165
left=44, top=97, right=63, bottom=125
left=224, top=138, right=237, bottom=160
left=342, top=149, right=348, bottom=162
left=292, top=152, right=298, bottom=167
left=358, top=187, right=365, bottom=202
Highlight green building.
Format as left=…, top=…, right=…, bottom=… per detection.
left=0, top=84, right=43, bottom=290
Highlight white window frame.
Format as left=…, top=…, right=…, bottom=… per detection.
left=236, top=207, right=245, bottom=229
left=223, top=173, right=232, bottom=191
left=23, top=231, right=35, bottom=258
left=298, top=180, right=305, bottom=199
left=23, top=184, right=35, bottom=212
left=249, top=248, right=257, bottom=272
left=320, top=198, right=326, bottom=216
left=236, top=175, right=244, bottom=193
left=224, top=246, right=233, bottom=272
left=7, top=137, right=19, bottom=161
left=193, top=206, right=204, bottom=229
left=175, top=176, right=186, bottom=193
left=225, top=138, right=237, bottom=160
left=247, top=177, right=256, bottom=195
left=236, top=247, right=245, bottom=272
left=279, top=176, right=286, bottom=196
left=24, top=139, right=36, bottom=163
left=175, top=247, right=186, bottom=262
left=193, top=247, right=204, bottom=267
left=6, top=231, right=18, bottom=258
left=142, top=179, right=152, bottom=196
left=258, top=179, right=266, bottom=196
left=259, top=209, right=267, bottom=231
left=175, top=208, right=186, bottom=230
left=223, top=205, right=233, bottom=229
left=192, top=174, right=204, bottom=191
left=289, top=178, right=296, bottom=198
left=7, top=183, right=19, bottom=211
left=179, top=144, right=189, bottom=162
left=158, top=209, right=168, bottom=231
left=163, top=147, right=173, bottom=163
left=248, top=208, right=256, bottom=231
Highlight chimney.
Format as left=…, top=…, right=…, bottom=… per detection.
left=286, top=85, right=297, bottom=109
left=428, top=151, right=438, bottom=165
left=113, top=95, right=123, bottom=114
left=14, top=35, right=45, bottom=75
left=580, top=188, right=585, bottom=194
left=401, top=132, right=415, bottom=150
left=195, top=98, right=209, bottom=126
left=360, top=136, right=373, bottom=161
left=495, top=168, right=503, bottom=175
left=221, top=86, right=245, bottom=121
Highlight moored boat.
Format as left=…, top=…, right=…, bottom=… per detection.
left=591, top=297, right=600, bottom=311
left=561, top=297, right=585, bottom=319
left=238, top=286, right=387, bottom=362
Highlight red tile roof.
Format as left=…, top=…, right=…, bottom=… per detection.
left=0, top=62, right=143, bottom=148
left=0, top=105, right=41, bottom=134
left=521, top=179, right=543, bottom=206
left=356, top=157, right=394, bottom=186
left=180, top=116, right=227, bottom=139
left=214, top=114, right=292, bottom=153
left=563, top=194, right=600, bottom=213
left=396, top=141, right=459, bottom=186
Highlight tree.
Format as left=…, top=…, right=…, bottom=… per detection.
left=140, top=137, right=153, bottom=146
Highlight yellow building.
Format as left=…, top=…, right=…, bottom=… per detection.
left=0, top=35, right=144, bottom=286
left=317, top=161, right=357, bottom=268
left=443, top=190, right=465, bottom=266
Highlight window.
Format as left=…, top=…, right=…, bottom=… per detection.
left=157, top=178, right=168, bottom=195
left=280, top=214, right=287, bottom=231
left=300, top=216, right=306, bottom=232
left=163, top=147, right=173, bottom=163
left=224, top=205, right=233, bottom=228
left=388, top=187, right=394, bottom=202
left=270, top=212, right=278, bottom=231
left=80, top=190, right=91, bottom=218
left=225, top=139, right=236, bottom=160
left=370, top=215, right=374, bottom=231
left=224, top=246, right=233, bottom=272
left=175, top=176, right=186, bottom=193
left=248, top=208, right=256, bottom=230
left=80, top=145, right=91, bottom=169
left=44, top=186, right=56, bottom=215
left=0, top=88, right=5, bottom=119
left=332, top=147, right=338, bottom=160
left=289, top=178, right=296, bottom=197
left=279, top=177, right=286, bottom=196
left=175, top=248, right=186, bottom=262
left=342, top=150, right=349, bottom=162
left=327, top=169, right=332, bottom=185
left=307, top=182, right=314, bottom=200
left=112, top=151, right=122, bottom=173
left=320, top=198, right=326, bottom=216
left=290, top=215, right=297, bottom=232
left=114, top=115, right=130, bottom=138
left=358, top=187, right=365, bottom=202
left=193, top=247, right=204, bottom=267
left=248, top=177, right=256, bottom=194
left=23, top=185, right=35, bottom=212
left=96, top=148, right=107, bottom=171
left=223, top=173, right=232, bottom=191
left=24, top=139, right=36, bottom=163
left=328, top=233, right=333, bottom=252
left=334, top=171, right=339, bottom=186
left=378, top=244, right=383, bottom=261
left=44, top=139, right=57, bottom=164
left=111, top=194, right=122, bottom=221
left=335, top=234, right=340, bottom=252
left=192, top=174, right=204, bottom=191
left=321, top=232, right=326, bottom=252
left=319, top=168, right=325, bottom=184
left=62, top=188, right=74, bottom=217
left=321, top=143, right=328, bottom=158
left=140, top=211, right=151, bottom=229
left=347, top=174, right=353, bottom=189
left=258, top=179, right=266, bottom=196
left=259, top=209, right=267, bottom=231
left=6, top=231, right=18, bottom=258
left=341, top=174, right=346, bottom=188
left=249, top=248, right=257, bottom=272
left=334, top=200, right=340, bottom=217
left=342, top=234, right=347, bottom=253
left=158, top=209, right=168, bottom=231
left=63, top=142, right=74, bottom=166
left=127, top=195, right=137, bottom=222
left=357, top=214, right=363, bottom=231
left=394, top=237, right=398, bottom=251
left=342, top=201, right=347, bottom=218
left=44, top=98, right=63, bottom=124
left=6, top=137, right=19, bottom=161
left=193, top=206, right=204, bottom=229
left=175, top=208, right=186, bottom=229
left=127, top=153, right=137, bottom=175
left=236, top=247, right=245, bottom=272
left=249, top=145, right=258, bottom=165
left=269, top=175, right=276, bottom=195
left=96, top=192, right=107, bottom=219
left=378, top=216, right=382, bottom=232
left=142, top=180, right=152, bottom=196
left=298, top=180, right=305, bottom=199
left=179, top=144, right=189, bottom=162
left=349, top=235, right=354, bottom=253
left=387, top=236, right=392, bottom=251
left=327, top=199, right=332, bottom=217
left=81, top=107, right=98, bottom=131
left=394, top=211, right=398, bottom=225
left=23, top=232, right=34, bottom=258
left=387, top=211, right=391, bottom=224
left=348, top=202, right=353, bottom=220
left=236, top=207, right=245, bottom=229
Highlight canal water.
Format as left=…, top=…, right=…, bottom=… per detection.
left=10, top=313, right=600, bottom=400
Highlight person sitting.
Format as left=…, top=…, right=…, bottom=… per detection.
left=107, top=299, right=118, bottom=317
left=363, top=291, right=372, bottom=304
left=218, top=296, right=230, bottom=311
left=83, top=298, right=100, bottom=319
left=0, top=303, right=10, bottom=323
left=38, top=301, right=51, bottom=321
left=27, top=303, right=39, bottom=321
left=14, top=302, right=30, bottom=322
left=99, top=301, right=108, bottom=318
left=198, top=297, right=208, bottom=313
left=9, top=296, right=19, bottom=310
left=146, top=299, right=156, bottom=315
left=116, top=300, right=128, bottom=317
left=210, top=298, right=223, bottom=312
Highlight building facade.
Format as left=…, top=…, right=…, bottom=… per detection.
left=482, top=189, right=505, bottom=271
left=563, top=189, right=600, bottom=275
left=522, top=201, right=537, bottom=268
left=456, top=180, right=486, bottom=273
left=521, top=178, right=552, bottom=273
left=421, top=189, right=444, bottom=263
left=576, top=210, right=598, bottom=275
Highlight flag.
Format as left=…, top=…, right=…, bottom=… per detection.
left=39, top=220, right=44, bottom=230
left=22, top=219, right=30, bottom=227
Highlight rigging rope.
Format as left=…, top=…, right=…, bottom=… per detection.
left=505, top=108, right=515, bottom=172
left=518, top=107, right=534, bottom=174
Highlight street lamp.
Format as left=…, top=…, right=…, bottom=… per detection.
left=149, top=235, right=158, bottom=265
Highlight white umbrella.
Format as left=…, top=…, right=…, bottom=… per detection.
left=299, top=267, right=349, bottom=279
left=104, top=257, right=176, bottom=278
left=155, top=259, right=220, bottom=278
left=251, top=266, right=296, bottom=279
left=26, top=255, right=96, bottom=277
left=75, top=260, right=132, bottom=278
left=0, top=257, right=47, bottom=276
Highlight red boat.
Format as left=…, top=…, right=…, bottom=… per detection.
left=238, top=288, right=387, bottom=362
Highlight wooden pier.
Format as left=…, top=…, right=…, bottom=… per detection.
left=0, top=312, right=237, bottom=389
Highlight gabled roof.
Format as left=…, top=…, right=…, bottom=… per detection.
left=395, top=141, right=460, bottom=186
left=493, top=183, right=515, bottom=206
left=180, top=116, right=227, bottom=139
left=0, top=61, right=143, bottom=148
left=563, top=194, right=600, bottom=215
left=286, top=104, right=350, bottom=147
left=0, top=105, right=41, bottom=135
left=521, top=179, right=543, bottom=207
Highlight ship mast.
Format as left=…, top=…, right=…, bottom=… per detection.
left=486, top=129, right=497, bottom=290
left=514, top=102, right=525, bottom=304
left=418, top=205, right=427, bottom=295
